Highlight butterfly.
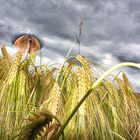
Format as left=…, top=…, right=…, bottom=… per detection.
left=12, top=34, right=42, bottom=54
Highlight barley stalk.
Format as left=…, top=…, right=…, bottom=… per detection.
left=40, top=82, right=61, bottom=116
left=1, top=46, right=10, bottom=65
left=7, top=51, right=22, bottom=84
left=77, top=66, right=87, bottom=116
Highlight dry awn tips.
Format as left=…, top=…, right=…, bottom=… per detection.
left=13, top=34, right=41, bottom=54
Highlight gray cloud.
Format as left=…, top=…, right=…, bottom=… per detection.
left=0, top=0, right=140, bottom=63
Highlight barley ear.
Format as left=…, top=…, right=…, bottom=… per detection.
left=7, top=51, right=22, bottom=84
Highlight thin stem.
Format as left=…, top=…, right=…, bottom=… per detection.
left=40, top=50, right=42, bottom=66
left=54, top=62, right=140, bottom=140
left=77, top=18, right=83, bottom=56
left=56, top=56, right=76, bottom=82
left=65, top=39, right=77, bottom=58
left=52, top=115, right=65, bottom=140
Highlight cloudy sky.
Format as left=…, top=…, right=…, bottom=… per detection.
left=0, top=0, right=140, bottom=89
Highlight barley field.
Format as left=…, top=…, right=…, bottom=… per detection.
left=0, top=46, right=140, bottom=140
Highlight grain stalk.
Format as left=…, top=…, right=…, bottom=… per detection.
left=55, top=62, right=140, bottom=139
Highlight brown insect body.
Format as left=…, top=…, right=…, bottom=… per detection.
left=14, top=34, right=41, bottom=54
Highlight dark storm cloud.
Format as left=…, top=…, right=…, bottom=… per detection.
left=0, top=0, right=140, bottom=62
left=0, top=0, right=80, bottom=45
left=0, top=22, right=14, bottom=44
left=128, top=0, right=140, bottom=12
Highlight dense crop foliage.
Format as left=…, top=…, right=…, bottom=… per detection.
left=0, top=47, right=140, bottom=140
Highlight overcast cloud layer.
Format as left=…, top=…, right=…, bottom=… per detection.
left=0, top=0, right=140, bottom=89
